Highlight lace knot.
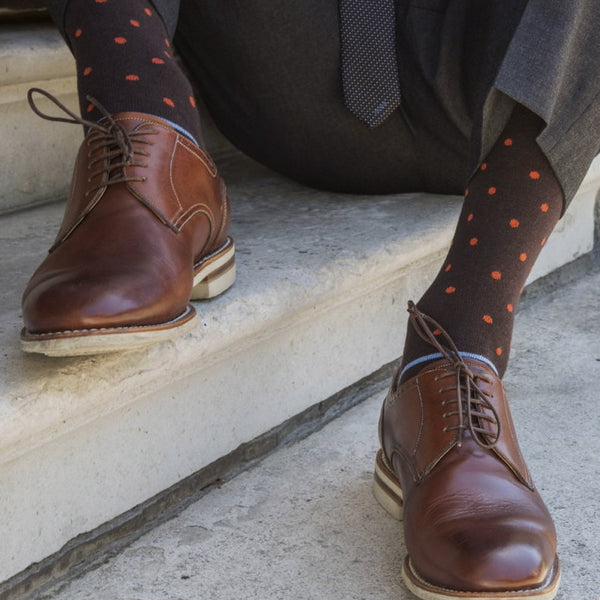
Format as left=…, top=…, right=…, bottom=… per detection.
left=27, top=88, right=156, bottom=192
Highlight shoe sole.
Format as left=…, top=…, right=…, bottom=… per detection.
left=372, top=449, right=561, bottom=600
left=20, top=238, right=235, bottom=357
left=191, top=237, right=236, bottom=300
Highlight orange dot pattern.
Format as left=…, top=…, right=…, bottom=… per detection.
left=66, top=0, right=202, bottom=143
left=405, top=108, right=563, bottom=382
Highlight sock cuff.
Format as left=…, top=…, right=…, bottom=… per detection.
left=87, top=115, right=199, bottom=147
left=399, top=351, right=499, bottom=380
left=156, top=116, right=199, bottom=146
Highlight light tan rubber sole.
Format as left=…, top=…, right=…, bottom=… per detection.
left=372, top=450, right=561, bottom=600
left=20, top=238, right=235, bottom=357
left=191, top=237, right=235, bottom=300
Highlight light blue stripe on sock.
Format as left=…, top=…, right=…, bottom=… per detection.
left=154, top=116, right=199, bottom=146
left=456, top=352, right=499, bottom=376
left=89, top=115, right=200, bottom=147
left=399, top=353, right=444, bottom=379
left=399, top=351, right=499, bottom=380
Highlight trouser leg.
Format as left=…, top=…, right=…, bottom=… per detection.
left=174, top=0, right=468, bottom=195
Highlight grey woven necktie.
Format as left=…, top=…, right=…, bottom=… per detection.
left=340, top=0, right=401, bottom=128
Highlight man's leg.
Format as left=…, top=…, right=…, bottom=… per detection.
left=376, top=106, right=564, bottom=599
left=375, top=1, right=600, bottom=597
left=63, top=0, right=203, bottom=143
left=399, top=104, right=563, bottom=381
left=21, top=0, right=234, bottom=356
left=43, top=0, right=201, bottom=142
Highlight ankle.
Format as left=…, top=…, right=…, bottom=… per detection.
left=398, top=301, right=507, bottom=383
left=64, top=0, right=203, bottom=142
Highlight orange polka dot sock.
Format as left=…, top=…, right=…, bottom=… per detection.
left=64, top=0, right=202, bottom=144
left=399, top=104, right=563, bottom=381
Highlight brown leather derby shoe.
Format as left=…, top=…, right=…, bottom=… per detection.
left=21, top=89, right=234, bottom=356
left=374, top=303, right=560, bottom=600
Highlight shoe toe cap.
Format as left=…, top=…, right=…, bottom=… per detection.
left=22, top=268, right=188, bottom=334
left=407, top=511, right=557, bottom=593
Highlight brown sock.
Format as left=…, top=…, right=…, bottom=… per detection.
left=400, top=105, right=563, bottom=381
left=64, top=0, right=202, bottom=143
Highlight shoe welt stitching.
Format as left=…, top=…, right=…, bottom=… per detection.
left=407, top=556, right=558, bottom=596
left=22, top=307, right=194, bottom=338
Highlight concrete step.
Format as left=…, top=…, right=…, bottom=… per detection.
left=35, top=268, right=600, bottom=600
left=1, top=20, right=599, bottom=600
left=1, top=147, right=598, bottom=597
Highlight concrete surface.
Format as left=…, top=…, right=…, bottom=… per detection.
left=0, top=24, right=80, bottom=214
left=1, top=146, right=597, bottom=586
left=41, top=267, right=600, bottom=600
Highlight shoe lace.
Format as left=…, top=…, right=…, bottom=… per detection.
left=27, top=87, right=158, bottom=194
left=407, top=301, right=501, bottom=449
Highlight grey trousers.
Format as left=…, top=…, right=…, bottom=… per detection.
left=44, top=0, right=600, bottom=209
